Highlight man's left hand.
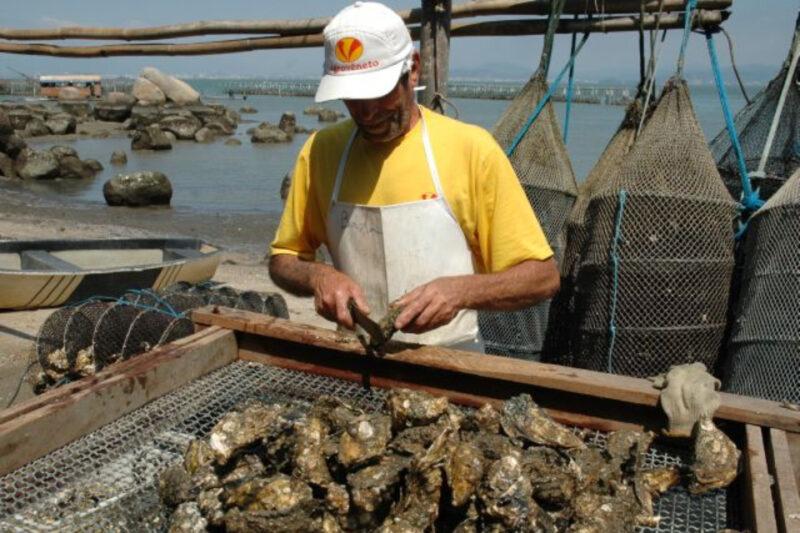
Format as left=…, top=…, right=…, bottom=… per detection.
left=394, top=276, right=466, bottom=334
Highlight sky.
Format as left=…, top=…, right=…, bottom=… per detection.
left=1, top=1, right=798, bottom=84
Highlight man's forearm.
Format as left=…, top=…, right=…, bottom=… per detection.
left=268, top=254, right=333, bottom=296
left=456, top=258, right=560, bottom=311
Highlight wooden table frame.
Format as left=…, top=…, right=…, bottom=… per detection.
left=1, top=306, right=798, bottom=532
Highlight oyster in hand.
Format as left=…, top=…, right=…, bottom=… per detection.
left=387, top=388, right=450, bottom=429
left=338, top=413, right=392, bottom=468
left=689, top=419, right=740, bottom=494
left=501, top=394, right=585, bottom=449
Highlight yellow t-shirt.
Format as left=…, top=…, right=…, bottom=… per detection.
left=270, top=106, right=553, bottom=273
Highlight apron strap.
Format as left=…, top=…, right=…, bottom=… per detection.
left=329, top=126, right=359, bottom=210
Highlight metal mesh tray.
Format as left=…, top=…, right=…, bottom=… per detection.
left=0, top=361, right=738, bottom=532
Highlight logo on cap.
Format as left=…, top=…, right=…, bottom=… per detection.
left=335, top=37, right=364, bottom=63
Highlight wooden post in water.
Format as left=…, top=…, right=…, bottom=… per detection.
left=419, top=0, right=451, bottom=112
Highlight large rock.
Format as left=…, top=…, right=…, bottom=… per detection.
left=132, top=77, right=166, bottom=106
left=251, top=123, right=291, bottom=143
left=131, top=125, right=172, bottom=151
left=110, top=150, right=128, bottom=165
left=16, top=148, right=60, bottom=180
left=104, top=92, right=137, bottom=107
left=239, top=106, right=257, bottom=114
left=84, top=159, right=103, bottom=173
left=204, top=118, right=235, bottom=136
left=58, top=156, right=96, bottom=179
left=317, top=108, right=343, bottom=122
left=0, top=109, right=12, bottom=135
left=58, top=87, right=86, bottom=101
left=49, top=145, right=78, bottom=161
left=23, top=118, right=51, bottom=138
left=140, top=67, right=200, bottom=105
left=130, top=106, right=162, bottom=128
left=303, top=105, right=325, bottom=116
left=194, top=127, right=216, bottom=143
left=59, top=101, right=93, bottom=120
left=0, top=152, right=16, bottom=178
left=103, top=171, right=172, bottom=206
left=45, top=114, right=77, bottom=135
left=159, top=114, right=202, bottom=140
left=187, top=105, right=221, bottom=121
left=0, top=133, right=26, bottom=159
left=8, top=109, right=32, bottom=131
left=278, top=112, right=296, bottom=135
left=94, top=103, right=132, bottom=122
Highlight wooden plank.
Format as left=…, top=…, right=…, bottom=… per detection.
left=789, top=432, right=800, bottom=498
left=193, top=307, right=800, bottom=432
left=767, top=429, right=800, bottom=533
left=744, top=424, right=779, bottom=533
left=239, top=343, right=645, bottom=433
left=0, top=326, right=237, bottom=476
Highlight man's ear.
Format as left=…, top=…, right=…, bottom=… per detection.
left=409, top=50, right=421, bottom=88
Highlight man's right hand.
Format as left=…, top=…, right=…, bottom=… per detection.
left=311, top=266, right=370, bottom=330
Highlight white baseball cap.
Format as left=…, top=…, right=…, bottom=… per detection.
left=315, top=1, right=414, bottom=103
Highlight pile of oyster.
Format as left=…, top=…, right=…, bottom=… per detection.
left=159, top=390, right=739, bottom=532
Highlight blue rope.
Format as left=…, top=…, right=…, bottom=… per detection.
left=607, top=189, right=628, bottom=373
left=506, top=32, right=590, bottom=157
left=563, top=27, right=578, bottom=143
left=676, top=0, right=698, bottom=77
left=705, top=30, right=764, bottom=214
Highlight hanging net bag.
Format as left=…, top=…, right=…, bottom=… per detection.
left=543, top=96, right=651, bottom=365
left=724, top=168, right=800, bottom=402
left=478, top=0, right=579, bottom=360
left=570, top=74, right=737, bottom=377
left=710, top=13, right=800, bottom=202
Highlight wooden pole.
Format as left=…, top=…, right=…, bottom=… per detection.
left=0, top=11, right=728, bottom=58
left=435, top=1, right=453, bottom=110
left=420, top=0, right=436, bottom=108
left=420, top=0, right=452, bottom=111
left=0, top=1, right=732, bottom=41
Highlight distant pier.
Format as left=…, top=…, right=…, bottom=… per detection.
left=223, top=79, right=634, bottom=106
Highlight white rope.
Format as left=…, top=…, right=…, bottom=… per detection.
left=751, top=35, right=800, bottom=179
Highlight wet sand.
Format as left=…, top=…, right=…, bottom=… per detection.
left=0, top=186, right=329, bottom=407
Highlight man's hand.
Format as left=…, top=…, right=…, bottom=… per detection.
left=394, top=276, right=466, bottom=334
left=311, top=266, right=370, bottom=330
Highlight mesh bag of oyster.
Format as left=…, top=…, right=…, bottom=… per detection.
left=29, top=284, right=289, bottom=393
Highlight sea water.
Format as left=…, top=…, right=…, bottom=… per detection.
left=12, top=84, right=748, bottom=217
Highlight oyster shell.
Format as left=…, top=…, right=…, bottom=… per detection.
left=196, top=488, right=224, bottom=528
left=293, top=416, right=333, bottom=486
left=465, top=432, right=519, bottom=460
left=347, top=454, right=409, bottom=513
left=689, top=419, right=740, bottom=494
left=445, top=441, right=485, bottom=507
left=390, top=422, right=445, bottom=456
left=325, top=482, right=350, bottom=516
left=184, top=439, right=215, bottom=475
left=634, top=466, right=680, bottom=527
left=338, top=413, right=392, bottom=468
left=208, top=402, right=286, bottom=464
left=522, top=446, right=577, bottom=507
left=501, top=394, right=585, bottom=449
left=606, top=429, right=655, bottom=471
left=569, top=490, right=639, bottom=532
left=463, top=403, right=502, bottom=434
left=159, top=464, right=195, bottom=508
left=220, top=453, right=266, bottom=486
left=223, top=474, right=317, bottom=532
left=168, top=501, right=207, bottom=533
left=310, top=395, right=364, bottom=433
left=568, top=446, right=619, bottom=491
left=478, top=452, right=543, bottom=529
left=387, top=388, right=449, bottom=429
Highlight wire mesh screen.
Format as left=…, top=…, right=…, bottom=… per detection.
left=724, top=168, right=800, bottom=402
left=710, top=15, right=800, bottom=202
left=567, top=78, right=737, bottom=378
left=0, top=360, right=738, bottom=532
left=544, top=98, right=649, bottom=366
left=480, top=72, right=578, bottom=360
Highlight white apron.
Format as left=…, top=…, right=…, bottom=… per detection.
left=326, top=112, right=482, bottom=350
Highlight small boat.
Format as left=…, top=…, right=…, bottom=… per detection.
left=0, top=238, right=221, bottom=310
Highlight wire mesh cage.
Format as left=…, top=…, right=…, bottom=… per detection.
left=544, top=98, right=650, bottom=366
left=724, top=168, right=800, bottom=402
left=710, top=14, right=800, bottom=202
left=480, top=72, right=578, bottom=360
left=568, top=78, right=737, bottom=378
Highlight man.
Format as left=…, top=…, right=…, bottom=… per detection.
left=269, top=1, right=559, bottom=352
